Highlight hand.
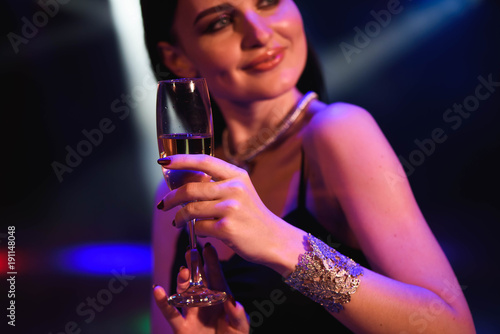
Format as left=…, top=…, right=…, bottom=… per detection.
left=153, top=243, right=249, bottom=334
left=157, top=154, right=307, bottom=276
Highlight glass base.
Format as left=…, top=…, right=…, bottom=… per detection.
left=168, top=285, right=227, bottom=307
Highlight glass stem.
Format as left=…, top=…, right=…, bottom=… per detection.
left=188, top=219, right=203, bottom=286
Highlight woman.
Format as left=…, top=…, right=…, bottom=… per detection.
left=141, top=0, right=475, bottom=333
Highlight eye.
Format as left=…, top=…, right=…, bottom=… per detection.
left=205, top=13, right=233, bottom=33
left=258, top=0, right=279, bottom=9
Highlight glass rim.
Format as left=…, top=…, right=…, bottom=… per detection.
left=158, top=77, right=206, bottom=84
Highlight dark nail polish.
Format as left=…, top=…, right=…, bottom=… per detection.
left=157, top=200, right=164, bottom=210
left=157, top=158, right=171, bottom=166
left=228, top=295, right=236, bottom=307
left=204, top=242, right=212, bottom=248
left=172, top=219, right=176, bottom=227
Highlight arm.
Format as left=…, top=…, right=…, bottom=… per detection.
left=301, top=103, right=475, bottom=333
left=151, top=181, right=181, bottom=334
left=156, top=104, right=475, bottom=332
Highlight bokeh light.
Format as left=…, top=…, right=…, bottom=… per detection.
left=55, top=243, right=151, bottom=276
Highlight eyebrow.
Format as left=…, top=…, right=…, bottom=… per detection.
left=193, top=3, right=233, bottom=25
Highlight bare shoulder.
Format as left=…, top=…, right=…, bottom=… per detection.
left=309, top=101, right=372, bottom=122
left=302, top=100, right=408, bottom=207
left=303, top=101, right=385, bottom=154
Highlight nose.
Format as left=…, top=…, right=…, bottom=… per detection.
left=241, top=10, right=272, bottom=49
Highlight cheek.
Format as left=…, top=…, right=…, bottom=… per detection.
left=280, top=26, right=308, bottom=87
left=274, top=1, right=306, bottom=35
left=190, top=41, right=243, bottom=97
left=191, top=39, right=239, bottom=77
left=275, top=4, right=308, bottom=65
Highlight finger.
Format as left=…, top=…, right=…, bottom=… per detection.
left=152, top=285, right=184, bottom=329
left=202, top=244, right=249, bottom=330
left=173, top=191, right=243, bottom=229
left=176, top=266, right=190, bottom=294
left=160, top=182, right=220, bottom=212
left=173, top=201, right=221, bottom=229
left=202, top=243, right=231, bottom=293
left=173, top=264, right=203, bottom=318
left=223, top=297, right=250, bottom=332
left=179, top=218, right=225, bottom=240
left=159, top=154, right=246, bottom=181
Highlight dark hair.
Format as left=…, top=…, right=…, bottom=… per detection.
left=140, top=0, right=178, bottom=80
left=140, top=0, right=326, bottom=143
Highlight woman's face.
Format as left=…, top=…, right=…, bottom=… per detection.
left=169, top=0, right=307, bottom=103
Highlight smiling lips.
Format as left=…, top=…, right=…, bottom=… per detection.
left=243, top=47, right=286, bottom=72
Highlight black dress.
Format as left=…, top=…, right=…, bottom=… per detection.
left=170, top=151, right=370, bottom=333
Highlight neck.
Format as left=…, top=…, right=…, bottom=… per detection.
left=215, top=88, right=303, bottom=155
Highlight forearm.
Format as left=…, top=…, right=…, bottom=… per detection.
left=268, top=232, right=474, bottom=334
left=332, top=269, right=474, bottom=334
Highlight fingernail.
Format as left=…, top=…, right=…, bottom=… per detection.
left=172, top=219, right=176, bottom=227
left=157, top=200, right=164, bottom=210
left=228, top=295, right=236, bottom=307
left=157, top=158, right=171, bottom=166
left=179, top=266, right=187, bottom=271
left=204, top=242, right=212, bottom=248
left=152, top=284, right=158, bottom=289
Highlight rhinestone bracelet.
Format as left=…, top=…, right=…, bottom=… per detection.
left=284, top=233, right=364, bottom=313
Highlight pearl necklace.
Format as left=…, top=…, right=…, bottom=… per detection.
left=223, top=91, right=318, bottom=169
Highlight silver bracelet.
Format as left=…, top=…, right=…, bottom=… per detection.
left=284, top=233, right=364, bottom=313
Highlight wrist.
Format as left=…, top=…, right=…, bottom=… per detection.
left=266, top=226, right=309, bottom=277
left=284, top=233, right=364, bottom=313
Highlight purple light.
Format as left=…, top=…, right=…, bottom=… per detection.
left=55, top=242, right=151, bottom=276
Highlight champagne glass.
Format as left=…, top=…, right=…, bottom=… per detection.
left=156, top=78, right=227, bottom=307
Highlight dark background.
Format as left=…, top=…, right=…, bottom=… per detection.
left=1, top=0, right=499, bottom=333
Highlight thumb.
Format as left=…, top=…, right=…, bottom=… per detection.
left=202, top=242, right=230, bottom=292
left=152, top=285, right=184, bottom=330
left=224, top=296, right=250, bottom=332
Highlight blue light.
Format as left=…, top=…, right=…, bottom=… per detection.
left=322, top=0, right=481, bottom=99
left=56, top=243, right=152, bottom=276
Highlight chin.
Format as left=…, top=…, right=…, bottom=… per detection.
left=236, top=84, right=297, bottom=103
left=242, top=70, right=302, bottom=101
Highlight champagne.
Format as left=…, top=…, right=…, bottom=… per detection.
left=158, top=134, right=213, bottom=190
